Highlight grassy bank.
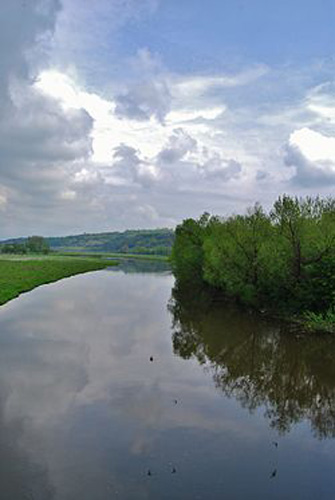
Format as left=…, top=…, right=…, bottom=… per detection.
left=0, top=255, right=117, bottom=306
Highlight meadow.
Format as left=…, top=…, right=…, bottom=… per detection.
left=0, top=255, right=117, bottom=306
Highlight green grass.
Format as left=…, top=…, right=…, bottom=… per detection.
left=0, top=255, right=117, bottom=306
left=302, top=309, right=335, bottom=334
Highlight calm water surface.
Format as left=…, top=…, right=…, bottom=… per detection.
left=0, top=262, right=335, bottom=499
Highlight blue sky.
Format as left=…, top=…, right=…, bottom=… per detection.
left=119, top=0, right=335, bottom=68
left=51, top=0, right=335, bottom=85
left=1, top=0, right=335, bottom=237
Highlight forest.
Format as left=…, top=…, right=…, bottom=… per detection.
left=171, top=195, right=335, bottom=330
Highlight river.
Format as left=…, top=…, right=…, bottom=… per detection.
left=0, top=261, right=334, bottom=499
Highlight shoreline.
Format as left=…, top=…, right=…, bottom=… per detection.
left=0, top=255, right=118, bottom=307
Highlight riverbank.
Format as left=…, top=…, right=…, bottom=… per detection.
left=0, top=255, right=118, bottom=306
left=172, top=197, right=335, bottom=335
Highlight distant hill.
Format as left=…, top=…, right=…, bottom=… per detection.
left=1, top=229, right=175, bottom=256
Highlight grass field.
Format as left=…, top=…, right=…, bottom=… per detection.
left=0, top=255, right=117, bottom=306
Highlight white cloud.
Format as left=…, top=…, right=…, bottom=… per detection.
left=110, top=144, right=160, bottom=188
left=157, top=129, right=197, bottom=164
left=290, top=128, right=335, bottom=162
left=115, top=80, right=171, bottom=123
left=199, top=155, right=242, bottom=182
left=172, top=65, right=269, bottom=99
left=3, top=1, right=335, bottom=237
left=73, top=168, right=102, bottom=185
left=284, top=142, right=335, bottom=187
left=0, top=2, right=102, bottom=237
left=282, top=121, right=335, bottom=186
left=166, top=107, right=225, bottom=124
left=305, top=82, right=335, bottom=124
left=0, top=0, right=61, bottom=108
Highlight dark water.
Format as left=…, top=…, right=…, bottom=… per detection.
left=0, top=264, right=335, bottom=499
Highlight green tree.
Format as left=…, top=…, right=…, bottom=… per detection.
left=203, top=204, right=271, bottom=305
left=171, top=195, right=335, bottom=317
left=1, top=243, right=27, bottom=254
left=172, top=213, right=211, bottom=283
left=26, top=236, right=49, bottom=254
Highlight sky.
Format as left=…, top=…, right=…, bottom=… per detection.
left=1, top=0, right=335, bottom=237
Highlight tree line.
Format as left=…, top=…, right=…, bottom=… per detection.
left=171, top=195, right=335, bottom=319
left=1, top=236, right=50, bottom=255
left=47, top=229, right=174, bottom=255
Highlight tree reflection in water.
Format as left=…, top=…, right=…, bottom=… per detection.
left=168, top=282, right=335, bottom=439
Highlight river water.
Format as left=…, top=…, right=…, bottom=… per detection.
left=0, top=261, right=335, bottom=499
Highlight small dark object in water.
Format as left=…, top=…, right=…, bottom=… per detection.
left=174, top=399, right=178, bottom=404
left=150, top=356, right=154, bottom=362
left=147, top=469, right=152, bottom=476
left=171, top=467, right=177, bottom=474
left=272, top=441, right=278, bottom=448
left=270, top=469, right=277, bottom=478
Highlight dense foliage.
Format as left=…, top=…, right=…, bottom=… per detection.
left=1, top=229, right=174, bottom=256
left=1, top=236, right=49, bottom=255
left=172, top=196, right=335, bottom=318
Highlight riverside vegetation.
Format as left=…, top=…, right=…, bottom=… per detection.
left=171, top=195, right=335, bottom=332
left=0, top=231, right=172, bottom=306
left=2, top=229, right=174, bottom=256
left=0, top=255, right=117, bottom=306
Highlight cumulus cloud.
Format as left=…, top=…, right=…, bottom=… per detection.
left=111, top=144, right=159, bottom=187
left=0, top=1, right=97, bottom=236
left=198, top=153, right=242, bottom=182
left=284, top=143, right=335, bottom=187
left=113, top=48, right=172, bottom=124
left=157, top=129, right=197, bottom=164
left=290, top=127, right=335, bottom=163
left=115, top=79, right=171, bottom=123
left=283, top=127, right=335, bottom=186
left=112, top=144, right=142, bottom=180
left=0, top=88, right=92, bottom=167
left=0, top=0, right=61, bottom=109
left=0, top=81, right=94, bottom=226
left=3, top=1, right=335, bottom=237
